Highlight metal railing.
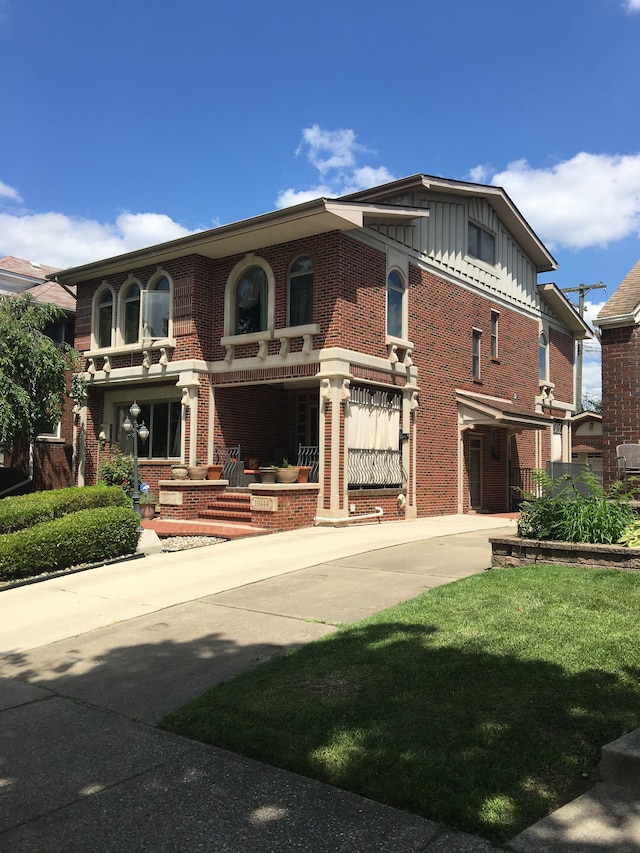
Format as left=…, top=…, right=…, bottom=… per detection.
left=348, top=448, right=405, bottom=489
left=213, top=445, right=243, bottom=487
left=297, top=444, right=319, bottom=482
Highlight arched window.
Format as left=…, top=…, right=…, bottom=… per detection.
left=122, top=281, right=141, bottom=344
left=386, top=270, right=405, bottom=339
left=539, top=332, right=548, bottom=381
left=235, top=266, right=267, bottom=334
left=288, top=256, right=313, bottom=327
left=143, top=274, right=171, bottom=340
left=95, top=286, right=114, bottom=349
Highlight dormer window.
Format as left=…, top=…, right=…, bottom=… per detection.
left=468, top=222, right=495, bottom=265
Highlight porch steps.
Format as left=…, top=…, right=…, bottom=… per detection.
left=200, top=491, right=253, bottom=524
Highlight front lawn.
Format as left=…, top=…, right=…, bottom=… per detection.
left=162, top=565, right=640, bottom=843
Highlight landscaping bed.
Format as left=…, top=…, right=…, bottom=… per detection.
left=490, top=535, right=640, bottom=570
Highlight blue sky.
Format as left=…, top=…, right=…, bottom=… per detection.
left=2, top=0, right=640, bottom=399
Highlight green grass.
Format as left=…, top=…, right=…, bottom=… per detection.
left=162, top=566, right=640, bottom=843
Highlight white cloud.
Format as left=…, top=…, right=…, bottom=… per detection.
left=484, top=152, right=640, bottom=250
left=0, top=208, right=196, bottom=269
left=0, top=180, right=22, bottom=203
left=624, top=0, right=640, bottom=12
left=277, top=126, right=395, bottom=209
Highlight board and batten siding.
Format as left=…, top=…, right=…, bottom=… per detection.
left=368, top=191, right=540, bottom=316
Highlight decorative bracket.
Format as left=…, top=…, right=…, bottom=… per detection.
left=279, top=337, right=290, bottom=358
left=388, top=343, right=399, bottom=364
left=302, top=333, right=313, bottom=355
left=340, top=378, right=351, bottom=403
left=257, top=339, right=269, bottom=360
left=403, top=348, right=413, bottom=367
left=87, top=357, right=96, bottom=376
left=102, top=355, right=111, bottom=374
left=320, top=378, right=331, bottom=405
left=142, top=350, right=151, bottom=370
left=224, top=344, right=235, bottom=363
left=159, top=347, right=170, bottom=367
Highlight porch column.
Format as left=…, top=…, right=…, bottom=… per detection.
left=178, top=373, right=200, bottom=464
left=404, top=388, right=419, bottom=519
left=317, top=366, right=352, bottom=525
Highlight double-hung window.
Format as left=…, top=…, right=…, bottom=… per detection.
left=288, top=257, right=313, bottom=327
left=472, top=328, right=482, bottom=379
left=118, top=401, right=181, bottom=458
left=386, top=270, right=405, bottom=339
left=468, top=222, right=496, bottom=265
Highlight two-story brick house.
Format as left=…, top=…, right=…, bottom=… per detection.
left=594, top=259, right=640, bottom=487
left=52, top=174, right=589, bottom=528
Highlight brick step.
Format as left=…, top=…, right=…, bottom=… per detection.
left=199, top=508, right=253, bottom=523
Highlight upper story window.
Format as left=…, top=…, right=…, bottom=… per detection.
left=386, top=270, right=405, bottom=339
left=539, top=331, right=548, bottom=381
left=122, top=281, right=141, bottom=344
left=468, top=222, right=496, bottom=265
left=143, top=274, right=171, bottom=340
left=472, top=328, right=482, bottom=379
left=235, top=266, right=268, bottom=334
left=94, top=285, right=115, bottom=349
left=288, top=256, right=313, bottom=327
left=490, top=310, right=499, bottom=358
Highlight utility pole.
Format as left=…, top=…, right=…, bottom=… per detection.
left=560, top=282, right=606, bottom=412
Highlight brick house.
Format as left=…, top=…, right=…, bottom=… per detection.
left=52, top=174, right=589, bottom=530
left=570, top=411, right=602, bottom=476
left=0, top=256, right=77, bottom=493
left=594, top=259, right=640, bottom=486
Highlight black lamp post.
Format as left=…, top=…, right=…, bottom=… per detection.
left=122, top=401, right=149, bottom=517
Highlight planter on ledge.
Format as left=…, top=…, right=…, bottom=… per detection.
left=207, top=464, right=224, bottom=480
left=259, top=467, right=277, bottom=484
left=187, top=465, right=208, bottom=480
left=275, top=466, right=300, bottom=484
left=171, top=465, right=189, bottom=480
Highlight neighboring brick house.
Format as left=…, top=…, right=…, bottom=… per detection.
left=52, top=174, right=589, bottom=528
left=594, top=259, right=640, bottom=487
left=0, top=256, right=77, bottom=493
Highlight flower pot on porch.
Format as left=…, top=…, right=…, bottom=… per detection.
left=140, top=502, right=157, bottom=519
left=187, top=465, right=208, bottom=480
left=297, top=465, right=312, bottom=483
left=259, top=467, right=277, bottom=484
left=207, top=464, right=224, bottom=480
left=171, top=465, right=189, bottom=480
left=276, top=466, right=300, bottom=484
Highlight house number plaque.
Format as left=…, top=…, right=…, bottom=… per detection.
left=250, top=495, right=278, bottom=512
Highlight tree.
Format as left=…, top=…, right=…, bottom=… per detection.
left=0, top=293, right=81, bottom=464
left=582, top=395, right=602, bottom=413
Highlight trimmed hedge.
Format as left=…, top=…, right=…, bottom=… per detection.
left=0, top=506, right=140, bottom=580
left=0, top=486, right=129, bottom=535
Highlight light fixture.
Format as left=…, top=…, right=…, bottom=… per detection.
left=121, top=401, right=149, bottom=518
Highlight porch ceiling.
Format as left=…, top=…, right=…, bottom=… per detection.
left=456, top=390, right=551, bottom=431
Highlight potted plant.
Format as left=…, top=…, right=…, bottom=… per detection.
left=207, top=462, right=224, bottom=480
left=276, top=458, right=300, bottom=484
left=297, top=465, right=312, bottom=484
left=171, top=463, right=189, bottom=480
left=139, top=492, right=157, bottom=519
left=259, top=465, right=277, bottom=484
left=188, top=460, right=208, bottom=480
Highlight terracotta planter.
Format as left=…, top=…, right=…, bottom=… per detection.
left=276, top=466, right=300, bottom=484
left=188, top=466, right=208, bottom=480
left=207, top=464, right=224, bottom=480
left=297, top=465, right=312, bottom=484
left=172, top=466, right=189, bottom=480
left=259, top=467, right=277, bottom=484
left=140, top=503, right=157, bottom=519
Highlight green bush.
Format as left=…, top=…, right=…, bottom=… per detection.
left=0, top=506, right=140, bottom=580
left=517, top=469, right=636, bottom=544
left=98, top=449, right=135, bottom=495
left=0, top=486, right=128, bottom=535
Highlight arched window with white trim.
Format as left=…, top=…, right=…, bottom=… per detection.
left=121, top=280, right=141, bottom=344
left=539, top=331, right=549, bottom=381
left=386, top=269, right=405, bottom=339
left=288, top=256, right=313, bottom=327
left=143, top=273, right=172, bottom=340
left=93, top=285, right=115, bottom=349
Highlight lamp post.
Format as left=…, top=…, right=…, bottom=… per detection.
left=122, top=401, right=149, bottom=517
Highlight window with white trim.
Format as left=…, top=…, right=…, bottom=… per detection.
left=117, top=400, right=181, bottom=458
left=386, top=269, right=405, bottom=339
left=539, top=332, right=548, bottom=381
left=235, top=266, right=268, bottom=334
left=122, top=280, right=141, bottom=344
left=94, top=285, right=115, bottom=349
left=472, top=328, right=482, bottom=379
left=468, top=222, right=495, bottom=265
left=490, top=311, right=499, bottom=359
left=288, top=256, right=313, bottom=327
left=142, top=274, right=171, bottom=340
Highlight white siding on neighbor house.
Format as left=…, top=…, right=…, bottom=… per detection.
left=368, top=190, right=540, bottom=314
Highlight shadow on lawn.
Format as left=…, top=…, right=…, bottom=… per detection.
left=1, top=616, right=639, bottom=845
left=161, top=619, right=640, bottom=843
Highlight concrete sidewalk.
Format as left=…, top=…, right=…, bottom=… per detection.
left=1, top=514, right=637, bottom=851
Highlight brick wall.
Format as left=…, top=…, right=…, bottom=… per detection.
left=600, top=325, right=640, bottom=485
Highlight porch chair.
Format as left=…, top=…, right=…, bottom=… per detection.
left=616, top=444, right=640, bottom=478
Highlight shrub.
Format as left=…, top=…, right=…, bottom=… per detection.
left=98, top=449, right=135, bottom=495
left=517, top=468, right=636, bottom=545
left=0, top=506, right=140, bottom=580
left=0, top=486, right=128, bottom=535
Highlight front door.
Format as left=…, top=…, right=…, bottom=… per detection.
left=469, top=436, right=483, bottom=509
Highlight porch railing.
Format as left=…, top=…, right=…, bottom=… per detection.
left=214, top=445, right=243, bottom=487
left=297, top=444, right=319, bottom=482
left=348, top=448, right=405, bottom=489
